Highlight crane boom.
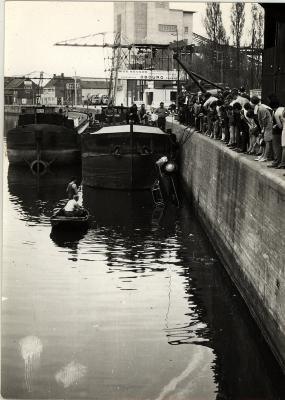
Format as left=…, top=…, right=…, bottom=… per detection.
left=173, top=53, right=224, bottom=91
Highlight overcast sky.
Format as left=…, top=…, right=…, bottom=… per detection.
left=4, top=1, right=256, bottom=79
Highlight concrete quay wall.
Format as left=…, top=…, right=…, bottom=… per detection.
left=169, top=121, right=285, bottom=372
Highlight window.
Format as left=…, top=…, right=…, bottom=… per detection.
left=158, top=24, right=177, bottom=32
left=184, top=26, right=188, bottom=34
left=170, top=91, right=177, bottom=101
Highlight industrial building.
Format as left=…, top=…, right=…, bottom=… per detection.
left=114, top=2, right=193, bottom=46
left=113, top=1, right=195, bottom=107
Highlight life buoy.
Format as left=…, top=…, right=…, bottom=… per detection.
left=30, top=159, right=48, bottom=175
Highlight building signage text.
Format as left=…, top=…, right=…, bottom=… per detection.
left=118, top=70, right=178, bottom=81
left=66, top=83, right=81, bottom=89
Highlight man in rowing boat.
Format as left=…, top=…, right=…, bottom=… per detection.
left=64, top=195, right=83, bottom=216
left=66, top=177, right=78, bottom=199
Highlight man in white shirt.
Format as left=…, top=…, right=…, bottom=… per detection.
left=203, top=92, right=218, bottom=109
left=64, top=195, right=83, bottom=216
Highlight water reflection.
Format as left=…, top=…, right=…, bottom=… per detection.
left=177, top=206, right=285, bottom=399
left=7, top=164, right=82, bottom=222
left=83, top=186, right=180, bottom=282
left=4, top=113, right=18, bottom=132
left=50, top=227, right=89, bottom=262
left=2, top=123, right=285, bottom=399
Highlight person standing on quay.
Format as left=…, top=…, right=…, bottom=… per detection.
left=66, top=177, right=78, bottom=199
left=155, top=102, right=169, bottom=131
left=278, top=108, right=285, bottom=169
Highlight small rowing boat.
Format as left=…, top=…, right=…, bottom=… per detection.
left=50, top=208, right=90, bottom=229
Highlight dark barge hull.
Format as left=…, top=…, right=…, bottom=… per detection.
left=7, top=123, right=81, bottom=165
left=7, top=109, right=89, bottom=165
left=7, top=124, right=80, bottom=164
left=81, top=124, right=174, bottom=190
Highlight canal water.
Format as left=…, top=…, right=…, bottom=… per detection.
left=2, top=116, right=285, bottom=399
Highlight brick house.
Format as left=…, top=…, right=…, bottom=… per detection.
left=4, top=77, right=39, bottom=105
left=41, top=73, right=81, bottom=105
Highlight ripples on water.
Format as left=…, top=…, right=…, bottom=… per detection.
left=2, top=123, right=285, bottom=399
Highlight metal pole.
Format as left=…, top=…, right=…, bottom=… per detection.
left=74, top=71, right=77, bottom=107
left=173, top=54, right=206, bottom=92
left=130, top=119, right=133, bottom=188
left=176, top=28, right=180, bottom=110
left=174, top=54, right=224, bottom=91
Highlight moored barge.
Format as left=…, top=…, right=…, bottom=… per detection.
left=81, top=123, right=175, bottom=190
left=7, top=106, right=89, bottom=169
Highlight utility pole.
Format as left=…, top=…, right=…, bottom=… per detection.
left=174, top=27, right=180, bottom=110
left=74, top=70, right=77, bottom=107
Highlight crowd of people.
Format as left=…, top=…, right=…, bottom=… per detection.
left=176, top=88, right=285, bottom=169
left=102, top=102, right=170, bottom=131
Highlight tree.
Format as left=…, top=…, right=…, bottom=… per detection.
left=204, top=3, right=228, bottom=45
left=230, top=3, right=245, bottom=83
left=246, top=4, right=264, bottom=89
left=203, top=3, right=228, bottom=84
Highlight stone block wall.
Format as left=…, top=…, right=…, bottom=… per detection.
left=169, top=122, right=285, bottom=372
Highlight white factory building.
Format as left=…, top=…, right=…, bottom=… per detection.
left=113, top=1, right=195, bottom=107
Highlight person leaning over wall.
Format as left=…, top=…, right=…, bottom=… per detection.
left=207, top=101, right=218, bottom=138
left=226, top=105, right=236, bottom=148
left=193, top=97, right=201, bottom=131
left=232, top=102, right=243, bottom=151
left=251, top=96, right=273, bottom=162
left=243, top=103, right=260, bottom=155
left=237, top=105, right=250, bottom=153
left=219, top=103, right=229, bottom=143
left=203, top=92, right=218, bottom=136
left=214, top=99, right=223, bottom=140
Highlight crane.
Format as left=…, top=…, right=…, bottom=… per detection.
left=54, top=31, right=135, bottom=105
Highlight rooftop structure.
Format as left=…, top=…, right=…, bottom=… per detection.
left=114, top=2, right=194, bottom=46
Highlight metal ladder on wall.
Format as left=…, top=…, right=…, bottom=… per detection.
left=151, top=179, right=165, bottom=207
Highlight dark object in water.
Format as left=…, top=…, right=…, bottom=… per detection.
left=50, top=207, right=90, bottom=229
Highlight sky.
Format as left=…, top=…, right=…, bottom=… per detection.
left=4, top=1, right=256, bottom=79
